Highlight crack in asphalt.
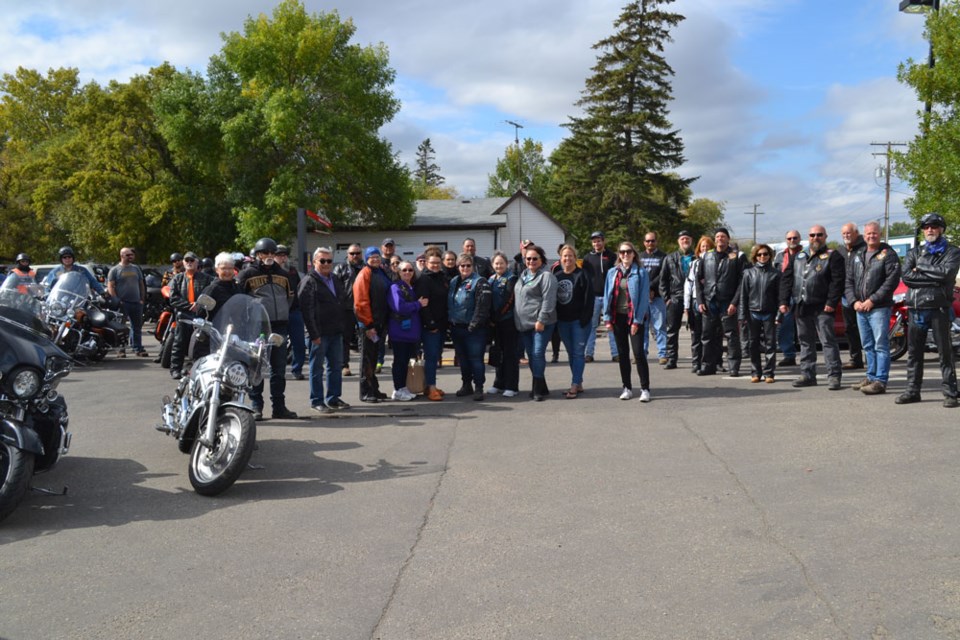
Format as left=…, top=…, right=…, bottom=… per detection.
left=368, top=418, right=458, bottom=640
left=678, top=416, right=852, bottom=640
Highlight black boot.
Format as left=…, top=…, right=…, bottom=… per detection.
left=533, top=376, right=550, bottom=401
left=455, top=381, right=474, bottom=397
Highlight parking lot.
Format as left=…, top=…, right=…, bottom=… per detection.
left=2, top=331, right=960, bottom=640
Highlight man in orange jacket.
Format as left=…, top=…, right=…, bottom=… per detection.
left=353, top=247, right=392, bottom=402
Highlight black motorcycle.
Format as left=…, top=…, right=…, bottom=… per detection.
left=0, top=279, right=73, bottom=522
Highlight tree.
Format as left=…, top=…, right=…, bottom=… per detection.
left=486, top=138, right=554, bottom=207
left=895, top=3, right=960, bottom=233
left=888, top=220, right=916, bottom=238
left=680, top=198, right=727, bottom=244
left=410, top=138, right=457, bottom=199
left=548, top=0, right=694, bottom=244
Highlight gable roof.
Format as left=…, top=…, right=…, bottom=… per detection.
left=410, top=197, right=510, bottom=229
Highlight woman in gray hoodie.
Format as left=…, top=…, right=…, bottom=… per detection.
left=514, top=244, right=557, bottom=400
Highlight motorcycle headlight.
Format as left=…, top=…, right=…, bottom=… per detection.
left=48, top=301, right=65, bottom=317
left=11, top=368, right=41, bottom=399
left=224, top=362, right=248, bottom=387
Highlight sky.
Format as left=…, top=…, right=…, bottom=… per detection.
left=0, top=0, right=936, bottom=244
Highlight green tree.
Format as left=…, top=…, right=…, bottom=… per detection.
left=895, top=3, right=960, bottom=232
left=888, top=220, right=916, bottom=237
left=410, top=138, right=457, bottom=199
left=681, top=198, right=727, bottom=243
left=486, top=138, right=554, bottom=207
left=548, top=0, right=693, bottom=243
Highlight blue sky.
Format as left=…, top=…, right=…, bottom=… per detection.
left=0, top=0, right=934, bottom=243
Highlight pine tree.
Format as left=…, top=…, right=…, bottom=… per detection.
left=414, top=138, right=445, bottom=188
left=549, top=0, right=694, bottom=242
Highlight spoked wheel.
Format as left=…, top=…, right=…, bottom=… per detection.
left=188, top=407, right=256, bottom=496
left=889, top=318, right=908, bottom=362
left=0, top=442, right=35, bottom=522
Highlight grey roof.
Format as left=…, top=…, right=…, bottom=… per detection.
left=411, top=197, right=511, bottom=228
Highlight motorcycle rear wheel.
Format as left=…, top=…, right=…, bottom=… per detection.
left=188, top=407, right=256, bottom=496
left=0, top=442, right=36, bottom=522
left=159, top=332, right=174, bottom=369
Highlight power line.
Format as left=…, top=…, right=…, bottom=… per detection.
left=743, top=204, right=764, bottom=244
left=871, top=141, right=908, bottom=242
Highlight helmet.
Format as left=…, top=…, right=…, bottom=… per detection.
left=200, top=257, right=213, bottom=269
left=58, top=246, right=75, bottom=260
left=15, top=252, right=30, bottom=264
left=276, top=244, right=290, bottom=256
left=170, top=252, right=183, bottom=262
left=920, top=213, right=946, bottom=230
left=253, top=237, right=278, bottom=254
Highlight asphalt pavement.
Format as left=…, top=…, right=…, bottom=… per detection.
left=2, top=329, right=960, bottom=640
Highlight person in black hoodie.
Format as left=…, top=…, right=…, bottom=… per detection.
left=739, top=244, right=781, bottom=383
left=554, top=245, right=595, bottom=398
left=299, top=247, right=349, bottom=412
left=415, top=247, right=449, bottom=401
left=237, top=237, right=297, bottom=420
left=582, top=231, right=618, bottom=363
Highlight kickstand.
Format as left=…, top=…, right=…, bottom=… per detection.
left=31, top=485, right=68, bottom=496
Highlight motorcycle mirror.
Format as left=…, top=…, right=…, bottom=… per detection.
left=268, top=333, right=284, bottom=347
left=196, top=294, right=216, bottom=311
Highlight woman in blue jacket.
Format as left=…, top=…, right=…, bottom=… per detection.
left=448, top=254, right=492, bottom=401
left=603, top=241, right=652, bottom=401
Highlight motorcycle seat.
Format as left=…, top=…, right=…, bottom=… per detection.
left=88, top=308, right=108, bottom=327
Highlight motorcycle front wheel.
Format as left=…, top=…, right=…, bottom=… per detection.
left=188, top=407, right=256, bottom=496
left=0, top=442, right=36, bottom=522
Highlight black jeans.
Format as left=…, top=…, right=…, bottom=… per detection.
left=906, top=308, right=958, bottom=398
left=745, top=315, right=777, bottom=378
left=492, top=319, right=520, bottom=393
left=701, top=302, right=741, bottom=373
left=359, top=327, right=383, bottom=399
left=612, top=313, right=650, bottom=391
left=251, top=325, right=288, bottom=411
left=664, top=297, right=684, bottom=365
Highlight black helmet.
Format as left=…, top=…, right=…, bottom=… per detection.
left=276, top=244, right=290, bottom=256
left=58, top=246, right=75, bottom=260
left=15, top=252, right=30, bottom=264
left=253, top=237, right=278, bottom=254
left=920, top=213, right=946, bottom=230
left=200, top=257, right=213, bottom=269
left=170, top=252, right=184, bottom=263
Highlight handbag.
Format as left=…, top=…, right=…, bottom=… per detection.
left=406, top=358, right=425, bottom=394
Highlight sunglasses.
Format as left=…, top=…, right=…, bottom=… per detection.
left=458, top=263, right=473, bottom=268
left=756, top=252, right=771, bottom=258
left=809, top=233, right=825, bottom=238
left=921, top=224, right=940, bottom=230
left=348, top=252, right=360, bottom=255
left=618, top=249, right=633, bottom=255
left=184, top=258, right=197, bottom=263
left=316, top=258, right=333, bottom=265
left=786, top=237, right=800, bottom=241
left=400, top=268, right=415, bottom=272
left=524, top=257, right=540, bottom=262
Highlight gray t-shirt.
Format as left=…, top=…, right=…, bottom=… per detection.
left=108, top=263, right=145, bottom=303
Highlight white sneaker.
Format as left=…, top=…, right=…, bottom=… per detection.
left=619, top=387, right=633, bottom=400
left=489, top=386, right=502, bottom=394
left=639, top=389, right=651, bottom=403
left=392, top=389, right=414, bottom=402
left=502, top=390, right=518, bottom=397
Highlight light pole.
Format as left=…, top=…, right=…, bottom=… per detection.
left=899, top=0, right=941, bottom=120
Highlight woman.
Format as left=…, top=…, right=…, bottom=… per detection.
left=739, top=244, right=780, bottom=383
left=602, top=241, right=652, bottom=401
left=201, top=251, right=242, bottom=320
left=554, top=245, right=594, bottom=398
left=448, top=254, right=492, bottom=400
left=442, top=251, right=459, bottom=281
left=415, top=247, right=449, bottom=401
left=685, top=236, right=714, bottom=374
left=488, top=251, right=520, bottom=397
left=387, top=261, right=427, bottom=401
left=514, top=244, right=557, bottom=401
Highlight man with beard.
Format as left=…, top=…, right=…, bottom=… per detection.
left=773, top=230, right=802, bottom=366
left=167, top=252, right=213, bottom=380
left=333, top=243, right=364, bottom=377
left=895, top=213, right=960, bottom=407
left=659, top=230, right=695, bottom=369
left=837, top=222, right=866, bottom=370
left=780, top=225, right=845, bottom=390
left=695, top=227, right=747, bottom=376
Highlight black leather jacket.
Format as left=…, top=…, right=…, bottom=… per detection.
left=695, top=248, right=747, bottom=308
left=659, top=250, right=694, bottom=301
left=902, top=242, right=960, bottom=310
left=168, top=270, right=214, bottom=313
left=333, top=260, right=364, bottom=311
left=738, top=262, right=780, bottom=321
left=781, top=247, right=844, bottom=311
left=844, top=243, right=902, bottom=308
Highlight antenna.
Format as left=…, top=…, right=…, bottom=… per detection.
left=504, top=120, right=523, bottom=146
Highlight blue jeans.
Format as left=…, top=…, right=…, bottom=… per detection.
left=421, top=330, right=445, bottom=387
left=857, top=307, right=891, bottom=384
left=777, top=306, right=796, bottom=358
left=586, top=295, right=617, bottom=358
left=644, top=296, right=667, bottom=358
left=451, top=325, right=487, bottom=387
left=309, top=335, right=344, bottom=406
left=288, top=308, right=306, bottom=376
left=121, top=301, right=144, bottom=351
left=556, top=320, right=588, bottom=385
left=520, top=323, right=556, bottom=379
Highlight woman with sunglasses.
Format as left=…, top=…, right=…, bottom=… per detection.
left=514, top=244, right=557, bottom=401
left=739, top=244, right=781, bottom=383
left=387, top=261, right=428, bottom=401
left=685, top=236, right=714, bottom=374
left=603, top=242, right=652, bottom=401
left=555, top=244, right=594, bottom=398
left=448, top=254, right=492, bottom=400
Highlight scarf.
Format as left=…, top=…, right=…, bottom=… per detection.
left=611, top=265, right=635, bottom=324
left=927, top=236, right=948, bottom=255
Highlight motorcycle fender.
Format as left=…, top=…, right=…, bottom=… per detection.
left=0, top=418, right=44, bottom=455
left=219, top=400, right=255, bottom=415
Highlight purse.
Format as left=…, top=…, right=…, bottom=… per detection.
left=406, top=358, right=425, bottom=394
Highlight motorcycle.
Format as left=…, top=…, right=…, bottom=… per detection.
left=156, top=294, right=282, bottom=496
left=143, top=270, right=164, bottom=324
left=0, top=279, right=73, bottom=522
left=888, top=282, right=960, bottom=361
left=46, top=270, right=129, bottom=361
left=154, top=285, right=176, bottom=368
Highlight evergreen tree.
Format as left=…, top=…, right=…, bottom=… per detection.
left=549, top=0, right=694, bottom=243
left=414, top=138, right=444, bottom=187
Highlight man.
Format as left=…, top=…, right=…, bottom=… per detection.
left=167, top=252, right=213, bottom=379
left=773, top=231, right=802, bottom=366
left=463, top=237, right=492, bottom=278
left=161, top=253, right=185, bottom=287
left=695, top=228, right=746, bottom=376
left=6, top=253, right=36, bottom=294
left=659, top=230, right=695, bottom=369
left=299, top=247, right=350, bottom=413
left=415, top=254, right=427, bottom=274
left=582, top=231, right=618, bottom=363
left=780, top=225, right=844, bottom=390
left=107, top=248, right=148, bottom=357
left=237, top=237, right=297, bottom=420
left=639, top=232, right=668, bottom=363
left=275, top=245, right=306, bottom=380
left=837, top=223, right=866, bottom=370
left=895, top=213, right=960, bottom=407
left=333, top=243, right=365, bottom=377
left=353, top=247, right=392, bottom=402
left=845, top=222, right=901, bottom=395
left=43, top=246, right=105, bottom=294
left=380, top=238, right=399, bottom=282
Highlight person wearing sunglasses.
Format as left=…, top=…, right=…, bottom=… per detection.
left=514, top=244, right=557, bottom=401
left=779, top=225, right=844, bottom=390
left=603, top=242, right=652, bottom=401
left=107, top=247, right=148, bottom=358
left=415, top=246, right=450, bottom=401
left=387, top=261, right=428, bottom=401
left=739, top=244, right=781, bottom=383
left=694, top=227, right=747, bottom=377
left=895, top=212, right=960, bottom=407
left=333, top=243, right=365, bottom=378
left=299, top=247, right=350, bottom=412
left=773, top=231, right=803, bottom=367
left=685, top=236, right=714, bottom=374
left=448, top=254, right=492, bottom=401
left=167, top=251, right=213, bottom=380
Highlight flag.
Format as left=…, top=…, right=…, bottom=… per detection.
left=305, top=209, right=332, bottom=229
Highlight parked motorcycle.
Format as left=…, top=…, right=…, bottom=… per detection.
left=143, top=270, right=165, bottom=324
left=0, top=280, right=73, bottom=522
left=46, top=270, right=129, bottom=361
left=156, top=294, right=282, bottom=496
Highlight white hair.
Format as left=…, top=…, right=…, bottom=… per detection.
left=312, top=247, right=333, bottom=259
left=214, top=252, right=234, bottom=268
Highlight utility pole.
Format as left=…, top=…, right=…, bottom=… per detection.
left=871, top=141, right=907, bottom=242
left=505, top=120, right=525, bottom=246
left=744, top=204, right=764, bottom=245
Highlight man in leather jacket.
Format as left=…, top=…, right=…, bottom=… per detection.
left=837, top=223, right=866, bottom=370
left=333, top=243, right=364, bottom=377
left=780, top=224, right=845, bottom=390
left=773, top=231, right=802, bottom=366
left=895, top=213, right=960, bottom=407
left=299, top=247, right=349, bottom=413
left=582, top=231, right=618, bottom=363
left=844, top=222, right=901, bottom=395
left=659, top=230, right=695, bottom=369
left=695, top=227, right=747, bottom=376
left=167, top=252, right=213, bottom=380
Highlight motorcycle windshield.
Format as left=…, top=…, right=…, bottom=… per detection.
left=208, top=294, right=272, bottom=352
left=47, top=270, right=91, bottom=318
left=0, top=277, right=49, bottom=334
